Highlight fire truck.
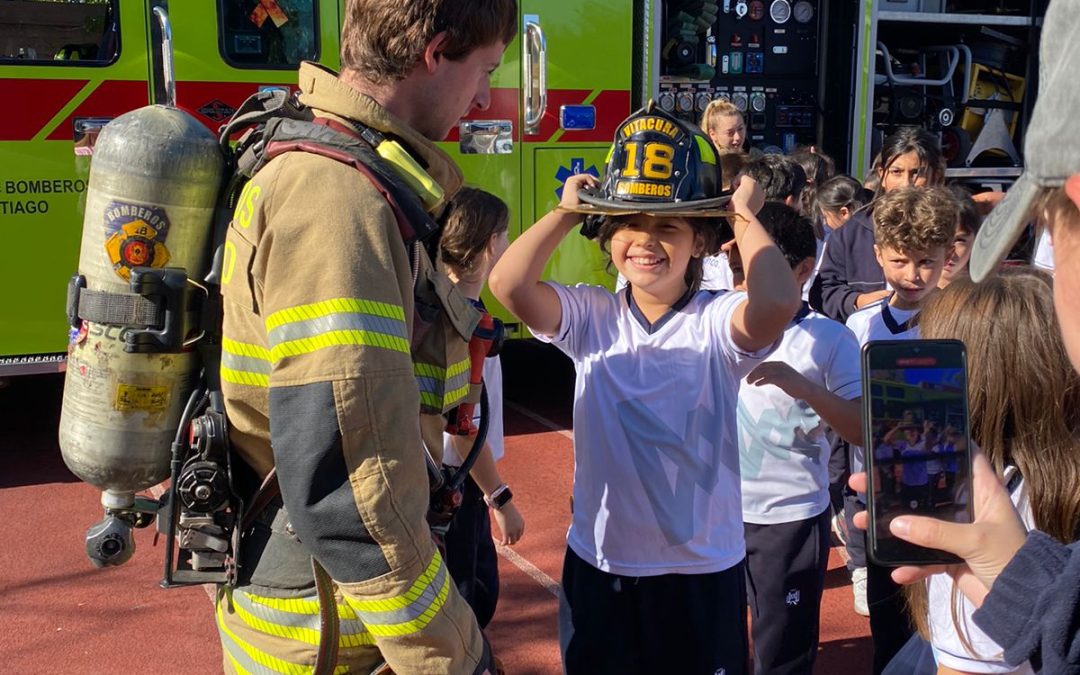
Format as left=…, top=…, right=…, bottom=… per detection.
left=0, top=0, right=632, bottom=375
left=0, top=0, right=1041, bottom=376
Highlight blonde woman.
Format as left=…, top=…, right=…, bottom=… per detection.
left=701, top=99, right=746, bottom=153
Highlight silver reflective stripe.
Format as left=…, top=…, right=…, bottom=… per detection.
left=222, top=351, right=272, bottom=376
left=339, top=615, right=369, bottom=640
left=445, top=369, right=470, bottom=394
left=415, top=375, right=442, bottom=394
left=233, top=590, right=321, bottom=632
left=218, top=629, right=297, bottom=675
left=267, top=313, right=408, bottom=349
left=353, top=557, right=448, bottom=628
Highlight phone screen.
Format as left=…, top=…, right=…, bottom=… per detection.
left=862, top=340, right=972, bottom=565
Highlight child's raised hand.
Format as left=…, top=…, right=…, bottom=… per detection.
left=730, top=175, right=765, bottom=215
left=559, top=172, right=600, bottom=209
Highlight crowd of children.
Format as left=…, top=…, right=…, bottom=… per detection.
left=437, top=5, right=1080, bottom=673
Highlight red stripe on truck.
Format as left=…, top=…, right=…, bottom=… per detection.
left=1, top=79, right=89, bottom=141
left=446, top=88, right=630, bottom=144
left=45, top=80, right=148, bottom=141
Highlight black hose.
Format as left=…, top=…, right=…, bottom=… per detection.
left=447, top=382, right=489, bottom=493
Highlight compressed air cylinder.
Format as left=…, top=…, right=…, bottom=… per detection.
left=59, top=105, right=224, bottom=507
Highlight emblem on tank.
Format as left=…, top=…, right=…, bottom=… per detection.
left=103, top=200, right=172, bottom=280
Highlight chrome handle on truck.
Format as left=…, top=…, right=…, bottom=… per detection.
left=523, top=15, right=547, bottom=135
left=152, top=6, right=176, bottom=107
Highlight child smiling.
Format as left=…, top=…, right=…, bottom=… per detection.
left=490, top=103, right=799, bottom=674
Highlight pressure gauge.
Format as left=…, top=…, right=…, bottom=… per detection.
left=676, top=91, right=695, bottom=114
left=750, top=92, right=767, bottom=113
left=658, top=92, right=676, bottom=112
left=793, top=1, right=814, bottom=23
left=769, top=0, right=791, bottom=24
left=731, top=92, right=749, bottom=112
left=696, top=92, right=712, bottom=112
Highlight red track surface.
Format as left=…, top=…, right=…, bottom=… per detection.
left=1, top=344, right=871, bottom=674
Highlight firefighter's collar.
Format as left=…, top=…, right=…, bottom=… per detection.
left=297, top=62, right=463, bottom=205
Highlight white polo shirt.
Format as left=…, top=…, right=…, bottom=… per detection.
left=846, top=298, right=921, bottom=479
left=928, top=467, right=1035, bottom=674
left=535, top=283, right=773, bottom=576
left=738, top=306, right=862, bottom=524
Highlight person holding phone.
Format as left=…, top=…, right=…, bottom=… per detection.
left=849, top=3, right=1080, bottom=672
left=898, top=269, right=1080, bottom=674
left=844, top=185, right=959, bottom=673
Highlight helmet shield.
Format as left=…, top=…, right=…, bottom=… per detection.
left=570, top=101, right=732, bottom=217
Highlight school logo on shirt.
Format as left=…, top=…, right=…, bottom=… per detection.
left=786, top=589, right=801, bottom=606
left=737, top=401, right=822, bottom=479
left=616, top=398, right=729, bottom=546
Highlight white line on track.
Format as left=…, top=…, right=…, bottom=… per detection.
left=505, top=402, right=574, bottom=441
left=500, top=402, right=569, bottom=598
left=496, top=543, right=562, bottom=599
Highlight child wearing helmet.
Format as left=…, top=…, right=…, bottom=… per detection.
left=490, top=103, right=800, bottom=674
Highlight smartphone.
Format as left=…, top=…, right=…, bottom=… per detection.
left=861, top=339, right=973, bottom=566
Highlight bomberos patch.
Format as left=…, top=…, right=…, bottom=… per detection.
left=103, top=200, right=172, bottom=280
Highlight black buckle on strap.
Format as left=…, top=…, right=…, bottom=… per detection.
left=126, top=267, right=191, bottom=354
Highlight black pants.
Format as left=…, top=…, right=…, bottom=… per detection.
left=443, top=475, right=499, bottom=628
left=560, top=547, right=748, bottom=675
left=744, top=510, right=831, bottom=675
left=867, top=560, right=914, bottom=675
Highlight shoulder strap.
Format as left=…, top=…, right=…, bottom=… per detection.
left=261, top=117, right=435, bottom=249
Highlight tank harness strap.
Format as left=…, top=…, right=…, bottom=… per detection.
left=69, top=285, right=163, bottom=328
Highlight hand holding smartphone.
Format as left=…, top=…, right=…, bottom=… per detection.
left=861, top=339, right=973, bottom=566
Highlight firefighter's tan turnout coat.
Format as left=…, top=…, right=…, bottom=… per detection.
left=215, top=62, right=488, bottom=674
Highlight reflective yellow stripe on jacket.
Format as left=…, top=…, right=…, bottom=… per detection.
left=414, top=358, right=470, bottom=414
left=221, top=298, right=410, bottom=388
left=265, top=298, right=410, bottom=360
left=221, top=338, right=272, bottom=387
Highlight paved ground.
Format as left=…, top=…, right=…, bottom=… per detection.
left=0, top=341, right=871, bottom=673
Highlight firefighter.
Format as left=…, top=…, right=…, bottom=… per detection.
left=214, top=1, right=516, bottom=672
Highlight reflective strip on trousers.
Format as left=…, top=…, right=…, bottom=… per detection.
left=414, top=358, right=470, bottom=413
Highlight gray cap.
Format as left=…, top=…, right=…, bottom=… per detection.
left=970, top=0, right=1080, bottom=281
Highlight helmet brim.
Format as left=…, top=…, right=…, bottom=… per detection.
left=560, top=187, right=734, bottom=218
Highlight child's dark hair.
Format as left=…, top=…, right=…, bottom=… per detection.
left=718, top=150, right=748, bottom=192
left=870, top=127, right=946, bottom=195
left=755, top=201, right=817, bottom=269
left=440, top=187, right=510, bottom=272
left=949, top=184, right=983, bottom=236
left=742, top=154, right=807, bottom=203
left=790, top=149, right=836, bottom=218
left=595, top=215, right=727, bottom=292
left=815, top=175, right=869, bottom=220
